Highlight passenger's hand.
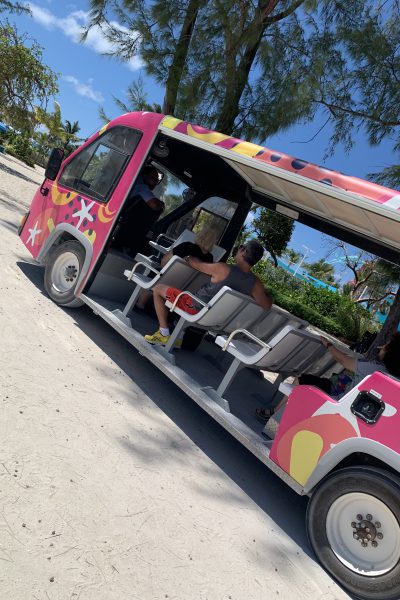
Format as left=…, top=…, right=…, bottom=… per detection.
left=320, top=336, right=333, bottom=348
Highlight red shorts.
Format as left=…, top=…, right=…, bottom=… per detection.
left=165, top=287, right=199, bottom=315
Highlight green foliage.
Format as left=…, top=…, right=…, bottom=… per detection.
left=33, top=102, right=81, bottom=163
left=301, top=284, right=340, bottom=317
left=252, top=259, right=374, bottom=340
left=270, top=287, right=344, bottom=338
left=251, top=207, right=294, bottom=266
left=333, top=296, right=377, bottom=342
left=98, top=77, right=162, bottom=123
left=87, top=1, right=397, bottom=193
left=0, top=22, right=58, bottom=133
left=304, top=258, right=336, bottom=285
left=234, top=224, right=251, bottom=249
left=0, top=1, right=30, bottom=14
left=5, top=132, right=35, bottom=166
left=285, top=248, right=302, bottom=266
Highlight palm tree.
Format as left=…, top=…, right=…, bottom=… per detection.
left=304, top=259, right=336, bottom=285
left=285, top=248, right=302, bottom=268
left=98, top=77, right=162, bottom=123
left=62, top=119, right=81, bottom=153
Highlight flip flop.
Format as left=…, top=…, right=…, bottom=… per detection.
left=255, top=408, right=274, bottom=423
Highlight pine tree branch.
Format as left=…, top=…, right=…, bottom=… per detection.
left=263, top=0, right=306, bottom=24
left=317, top=99, right=400, bottom=127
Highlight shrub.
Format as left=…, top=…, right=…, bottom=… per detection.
left=301, top=284, right=341, bottom=318
left=6, top=135, right=35, bottom=167
left=253, top=260, right=375, bottom=340
left=268, top=287, right=345, bottom=338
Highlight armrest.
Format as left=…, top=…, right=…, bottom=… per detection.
left=149, top=241, right=170, bottom=254
left=169, top=290, right=207, bottom=312
left=125, top=261, right=159, bottom=281
left=221, top=328, right=271, bottom=352
left=156, top=233, right=175, bottom=246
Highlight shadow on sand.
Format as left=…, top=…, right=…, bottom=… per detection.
left=17, top=259, right=348, bottom=589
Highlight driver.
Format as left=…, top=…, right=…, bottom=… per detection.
left=131, top=165, right=164, bottom=212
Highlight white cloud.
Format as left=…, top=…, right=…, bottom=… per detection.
left=63, top=75, right=104, bottom=103
left=27, top=3, right=143, bottom=70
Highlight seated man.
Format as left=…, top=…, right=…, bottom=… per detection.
left=144, top=240, right=273, bottom=345
left=114, top=165, right=165, bottom=255
left=131, top=164, right=164, bottom=212
left=256, top=332, right=400, bottom=424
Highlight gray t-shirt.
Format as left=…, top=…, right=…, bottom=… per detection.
left=354, top=358, right=389, bottom=386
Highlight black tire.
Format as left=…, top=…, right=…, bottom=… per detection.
left=307, top=466, right=400, bottom=600
left=44, top=240, right=85, bottom=307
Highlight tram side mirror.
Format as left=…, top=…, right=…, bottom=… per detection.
left=351, top=391, right=385, bottom=424
left=45, top=148, right=64, bottom=180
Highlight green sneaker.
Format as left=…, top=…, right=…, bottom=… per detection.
left=144, top=330, right=170, bottom=345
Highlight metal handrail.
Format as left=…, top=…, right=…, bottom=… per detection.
left=222, top=328, right=271, bottom=352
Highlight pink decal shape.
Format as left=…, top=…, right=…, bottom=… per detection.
left=270, top=372, right=400, bottom=486
left=162, top=117, right=400, bottom=208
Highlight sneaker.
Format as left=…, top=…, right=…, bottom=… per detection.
left=174, top=337, right=183, bottom=349
left=144, top=330, right=170, bottom=345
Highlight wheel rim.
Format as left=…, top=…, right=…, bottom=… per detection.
left=326, top=492, right=400, bottom=576
left=51, top=251, right=80, bottom=294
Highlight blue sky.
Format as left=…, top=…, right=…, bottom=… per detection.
left=11, top=1, right=398, bottom=281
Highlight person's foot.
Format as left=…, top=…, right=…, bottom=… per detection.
left=255, top=407, right=274, bottom=423
left=144, top=330, right=170, bottom=345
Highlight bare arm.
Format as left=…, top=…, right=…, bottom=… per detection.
left=147, top=197, right=165, bottom=211
left=160, top=250, right=173, bottom=268
left=320, top=337, right=356, bottom=371
left=251, top=278, right=273, bottom=310
left=185, top=255, right=229, bottom=279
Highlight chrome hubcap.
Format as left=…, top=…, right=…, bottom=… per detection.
left=326, top=492, right=400, bottom=576
left=51, top=251, right=80, bottom=293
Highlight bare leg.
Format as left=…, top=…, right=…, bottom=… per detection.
left=270, top=377, right=299, bottom=415
left=136, top=289, right=152, bottom=309
left=152, top=283, right=170, bottom=329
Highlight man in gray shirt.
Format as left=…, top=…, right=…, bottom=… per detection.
left=144, top=240, right=272, bottom=346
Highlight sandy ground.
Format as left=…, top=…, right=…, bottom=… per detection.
left=0, top=153, right=351, bottom=600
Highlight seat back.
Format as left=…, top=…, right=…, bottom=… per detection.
left=132, top=255, right=209, bottom=291
left=255, top=329, right=325, bottom=372
left=171, top=229, right=195, bottom=248
left=157, top=256, right=210, bottom=291
left=185, top=288, right=261, bottom=332
left=250, top=305, right=308, bottom=341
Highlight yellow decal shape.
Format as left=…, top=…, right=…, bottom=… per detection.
left=230, top=141, right=265, bottom=158
left=47, top=218, right=55, bottom=232
left=161, top=116, right=183, bottom=130
left=98, top=122, right=110, bottom=136
left=289, top=430, right=323, bottom=486
left=98, top=204, right=116, bottom=223
left=187, top=124, right=230, bottom=145
left=83, top=229, right=96, bottom=245
left=51, top=182, right=73, bottom=206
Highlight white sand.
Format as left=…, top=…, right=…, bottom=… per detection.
left=0, top=153, right=350, bottom=600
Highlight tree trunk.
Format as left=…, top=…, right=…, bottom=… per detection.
left=215, top=38, right=262, bottom=134
left=366, top=286, right=400, bottom=359
left=215, top=0, right=305, bottom=134
left=162, top=0, right=205, bottom=115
